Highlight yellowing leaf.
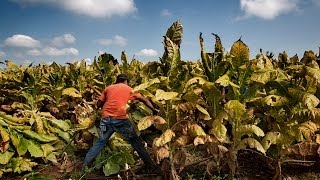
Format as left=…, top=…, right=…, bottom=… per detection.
left=236, top=138, right=266, bottom=155
left=155, top=89, right=179, bottom=101
left=196, top=105, right=211, bottom=120
left=261, top=95, right=289, bottom=106
left=133, top=78, right=160, bottom=92
left=189, top=124, right=206, bottom=137
left=153, top=129, right=175, bottom=147
left=298, top=121, right=319, bottom=141
left=316, top=134, right=320, bottom=144
left=261, top=132, right=280, bottom=151
left=137, top=116, right=153, bottom=131
left=230, top=38, right=250, bottom=68
left=215, top=74, right=239, bottom=88
left=175, top=135, right=193, bottom=146
left=237, top=125, right=265, bottom=138
left=193, top=136, right=206, bottom=146
left=153, top=116, right=166, bottom=125
left=137, top=116, right=166, bottom=131
left=209, top=120, right=228, bottom=143
left=0, top=151, right=14, bottom=164
left=62, top=88, right=82, bottom=98
left=224, top=100, right=246, bottom=121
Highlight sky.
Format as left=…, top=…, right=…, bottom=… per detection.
left=0, top=0, right=319, bottom=65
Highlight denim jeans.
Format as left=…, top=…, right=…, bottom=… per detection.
left=83, top=117, right=154, bottom=167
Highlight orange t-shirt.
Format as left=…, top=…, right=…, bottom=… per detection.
left=99, top=83, right=141, bottom=119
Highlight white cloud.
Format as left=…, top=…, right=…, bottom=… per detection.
left=4, top=34, right=41, bottom=48
left=51, top=33, right=76, bottom=47
left=98, top=51, right=105, bottom=55
left=237, top=0, right=299, bottom=20
left=27, top=47, right=79, bottom=56
left=12, top=0, right=137, bottom=18
left=0, top=51, right=6, bottom=58
left=84, top=58, right=92, bottom=64
left=135, top=49, right=158, bottom=57
left=97, top=35, right=128, bottom=47
left=161, top=9, right=172, bottom=16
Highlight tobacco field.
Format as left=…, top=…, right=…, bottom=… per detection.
left=0, top=20, right=320, bottom=179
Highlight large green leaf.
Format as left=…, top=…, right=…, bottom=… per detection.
left=49, top=119, right=71, bottom=131
left=21, top=130, right=58, bottom=143
left=216, top=74, right=240, bottom=88
left=27, top=140, right=43, bottom=158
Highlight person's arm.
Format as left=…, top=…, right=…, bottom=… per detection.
left=137, top=96, right=158, bottom=115
left=96, top=99, right=104, bottom=109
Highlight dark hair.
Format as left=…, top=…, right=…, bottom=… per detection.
left=116, top=73, right=128, bottom=83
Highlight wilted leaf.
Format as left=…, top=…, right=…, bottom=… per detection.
left=153, top=146, right=170, bottom=164
left=316, top=135, right=320, bottom=144
left=153, top=129, right=175, bottom=147
left=194, top=135, right=206, bottom=146
left=175, top=135, right=193, bottom=146
left=236, top=138, right=266, bottom=154
left=283, top=141, right=319, bottom=158
left=298, top=121, right=319, bottom=141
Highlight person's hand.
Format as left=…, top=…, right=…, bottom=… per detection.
left=152, top=109, right=159, bottom=116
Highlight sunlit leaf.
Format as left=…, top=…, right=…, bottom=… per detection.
left=153, top=129, right=175, bottom=147
left=261, top=132, right=280, bottom=151
left=236, top=138, right=266, bottom=154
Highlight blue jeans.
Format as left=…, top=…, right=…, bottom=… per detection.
left=83, top=117, right=154, bottom=167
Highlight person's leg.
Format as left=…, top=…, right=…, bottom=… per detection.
left=83, top=119, right=114, bottom=167
left=114, top=120, right=155, bottom=166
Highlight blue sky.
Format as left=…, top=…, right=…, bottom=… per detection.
left=0, top=0, right=319, bottom=65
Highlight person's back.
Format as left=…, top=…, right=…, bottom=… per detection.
left=100, top=83, right=140, bottom=119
